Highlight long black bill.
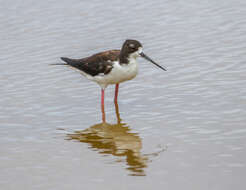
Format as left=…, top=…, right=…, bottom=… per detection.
left=140, top=52, right=166, bottom=71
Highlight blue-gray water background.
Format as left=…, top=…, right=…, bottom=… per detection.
left=1, top=0, right=246, bottom=189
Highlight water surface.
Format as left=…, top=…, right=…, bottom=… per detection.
left=1, top=0, right=246, bottom=189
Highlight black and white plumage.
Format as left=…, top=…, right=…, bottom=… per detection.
left=53, top=39, right=166, bottom=122
left=57, top=39, right=166, bottom=89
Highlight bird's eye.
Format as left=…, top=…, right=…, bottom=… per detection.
left=128, top=43, right=135, bottom=49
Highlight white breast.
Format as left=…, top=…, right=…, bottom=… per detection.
left=93, top=59, right=138, bottom=89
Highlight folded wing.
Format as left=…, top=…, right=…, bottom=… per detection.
left=61, top=50, right=120, bottom=76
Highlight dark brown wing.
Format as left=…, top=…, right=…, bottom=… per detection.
left=61, top=50, right=120, bottom=76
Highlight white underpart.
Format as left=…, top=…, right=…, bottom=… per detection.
left=74, top=47, right=142, bottom=89
left=94, top=58, right=138, bottom=89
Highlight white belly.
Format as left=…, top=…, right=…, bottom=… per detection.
left=92, top=60, right=138, bottom=89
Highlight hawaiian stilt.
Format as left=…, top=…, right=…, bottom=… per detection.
left=53, top=39, right=166, bottom=122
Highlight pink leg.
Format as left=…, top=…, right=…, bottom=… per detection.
left=114, top=83, right=119, bottom=103
left=114, top=99, right=121, bottom=124
left=101, top=88, right=106, bottom=122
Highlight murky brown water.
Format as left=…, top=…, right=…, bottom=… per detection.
left=1, top=0, right=246, bottom=189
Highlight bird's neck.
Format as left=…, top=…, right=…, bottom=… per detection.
left=119, top=51, right=129, bottom=65
left=119, top=51, right=138, bottom=65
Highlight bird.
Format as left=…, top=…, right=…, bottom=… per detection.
left=53, top=39, right=166, bottom=122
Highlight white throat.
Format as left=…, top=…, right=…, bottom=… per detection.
left=128, top=47, right=143, bottom=60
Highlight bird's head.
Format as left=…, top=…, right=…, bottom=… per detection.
left=120, top=39, right=166, bottom=71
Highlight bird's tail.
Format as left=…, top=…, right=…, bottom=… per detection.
left=49, top=63, right=67, bottom=65
left=49, top=57, right=74, bottom=66
left=60, top=57, right=72, bottom=64
left=60, top=57, right=79, bottom=66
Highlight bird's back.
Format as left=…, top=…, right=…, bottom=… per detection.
left=61, top=50, right=120, bottom=76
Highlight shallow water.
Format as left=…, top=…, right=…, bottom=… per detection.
left=1, top=0, right=246, bottom=189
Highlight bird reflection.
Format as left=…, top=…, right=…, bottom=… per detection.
left=67, top=102, right=148, bottom=176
